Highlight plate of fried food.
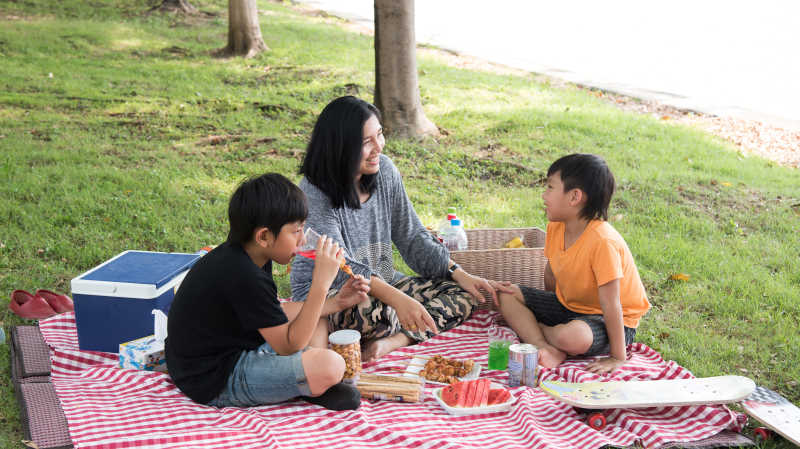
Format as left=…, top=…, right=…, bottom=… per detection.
left=403, top=355, right=481, bottom=385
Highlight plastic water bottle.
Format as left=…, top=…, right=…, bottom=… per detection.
left=437, top=207, right=458, bottom=239
left=445, top=218, right=469, bottom=251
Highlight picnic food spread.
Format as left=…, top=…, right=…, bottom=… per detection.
left=356, top=373, right=424, bottom=403
left=440, top=379, right=511, bottom=408
left=418, top=355, right=475, bottom=384
left=328, top=330, right=362, bottom=383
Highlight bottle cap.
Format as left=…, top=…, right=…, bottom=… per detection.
left=447, top=214, right=457, bottom=220
left=447, top=206, right=457, bottom=213
left=451, top=219, right=461, bottom=226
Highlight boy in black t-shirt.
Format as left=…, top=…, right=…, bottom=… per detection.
left=166, top=173, right=367, bottom=410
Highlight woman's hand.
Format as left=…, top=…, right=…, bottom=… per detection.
left=311, top=235, right=344, bottom=289
left=487, top=279, right=517, bottom=308
left=451, top=269, right=500, bottom=304
left=394, top=294, right=438, bottom=335
left=333, top=275, right=371, bottom=312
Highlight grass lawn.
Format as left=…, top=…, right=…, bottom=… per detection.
left=1, top=0, right=799, bottom=447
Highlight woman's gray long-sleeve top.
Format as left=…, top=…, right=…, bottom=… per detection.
left=290, top=154, right=450, bottom=301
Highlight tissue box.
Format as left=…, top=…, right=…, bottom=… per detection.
left=71, top=250, right=200, bottom=353
left=119, top=335, right=166, bottom=372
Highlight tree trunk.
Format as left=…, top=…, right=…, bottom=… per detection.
left=220, top=0, right=268, bottom=58
left=151, top=0, right=198, bottom=14
left=374, top=0, right=439, bottom=139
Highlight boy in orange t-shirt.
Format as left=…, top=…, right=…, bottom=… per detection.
left=493, top=154, right=650, bottom=374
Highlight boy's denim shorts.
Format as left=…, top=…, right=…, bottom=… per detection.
left=519, top=286, right=636, bottom=357
left=207, top=341, right=312, bottom=408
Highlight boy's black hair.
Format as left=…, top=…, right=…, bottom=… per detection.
left=227, top=173, right=308, bottom=245
left=547, top=153, right=615, bottom=221
left=299, top=96, right=381, bottom=209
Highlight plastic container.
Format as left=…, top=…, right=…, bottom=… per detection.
left=328, top=329, right=362, bottom=384
left=71, top=250, right=201, bottom=353
left=432, top=382, right=516, bottom=416
left=435, top=208, right=457, bottom=243
left=437, top=207, right=458, bottom=238
left=444, top=219, right=468, bottom=251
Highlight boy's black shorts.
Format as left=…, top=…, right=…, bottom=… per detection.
left=519, top=286, right=637, bottom=357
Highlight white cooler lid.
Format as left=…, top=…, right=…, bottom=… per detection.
left=71, top=250, right=200, bottom=299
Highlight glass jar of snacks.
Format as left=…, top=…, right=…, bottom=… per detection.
left=328, top=329, right=362, bottom=384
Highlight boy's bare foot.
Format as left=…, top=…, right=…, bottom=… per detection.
left=538, top=344, right=567, bottom=369
left=362, top=332, right=413, bottom=362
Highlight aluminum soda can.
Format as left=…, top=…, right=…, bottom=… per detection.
left=507, top=343, right=539, bottom=387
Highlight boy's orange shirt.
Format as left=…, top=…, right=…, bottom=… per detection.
left=544, top=220, right=650, bottom=328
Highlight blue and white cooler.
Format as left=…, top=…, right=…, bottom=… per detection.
left=70, top=250, right=201, bottom=353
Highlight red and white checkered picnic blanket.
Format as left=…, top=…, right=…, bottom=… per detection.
left=39, top=310, right=745, bottom=449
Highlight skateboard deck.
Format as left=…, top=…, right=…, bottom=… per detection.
left=741, top=386, right=800, bottom=446
left=541, top=375, right=755, bottom=409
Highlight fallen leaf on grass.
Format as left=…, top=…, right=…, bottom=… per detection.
left=791, top=203, right=800, bottom=215
left=668, top=273, right=690, bottom=281
left=196, top=134, right=243, bottom=146
left=660, top=115, right=671, bottom=120
left=611, top=214, right=624, bottom=222
left=720, top=181, right=732, bottom=187
left=21, top=440, right=40, bottom=449
left=200, top=135, right=226, bottom=146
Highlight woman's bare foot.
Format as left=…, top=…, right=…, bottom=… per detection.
left=538, top=344, right=567, bottom=369
left=362, top=333, right=413, bottom=362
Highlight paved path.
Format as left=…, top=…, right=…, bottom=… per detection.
left=298, top=0, right=800, bottom=131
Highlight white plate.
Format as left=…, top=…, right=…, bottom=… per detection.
left=431, top=383, right=516, bottom=416
left=402, top=356, right=481, bottom=385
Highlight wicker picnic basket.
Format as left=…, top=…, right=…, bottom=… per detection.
left=449, top=227, right=547, bottom=310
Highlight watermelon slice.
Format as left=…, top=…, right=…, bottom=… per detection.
left=478, top=379, right=490, bottom=407
left=441, top=383, right=461, bottom=407
left=487, top=388, right=503, bottom=405
left=455, top=381, right=470, bottom=407
left=442, top=381, right=471, bottom=407
left=488, top=388, right=511, bottom=405
left=464, top=379, right=480, bottom=407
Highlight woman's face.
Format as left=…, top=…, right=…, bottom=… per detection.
left=357, top=114, right=385, bottom=179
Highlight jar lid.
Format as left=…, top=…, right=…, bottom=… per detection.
left=328, top=329, right=361, bottom=345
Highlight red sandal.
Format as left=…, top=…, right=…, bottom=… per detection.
left=35, top=289, right=74, bottom=313
left=8, top=290, right=57, bottom=320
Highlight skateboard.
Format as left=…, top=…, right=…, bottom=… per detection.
left=741, top=385, right=800, bottom=446
left=541, top=376, right=756, bottom=430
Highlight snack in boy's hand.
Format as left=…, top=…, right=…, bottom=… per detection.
left=340, top=262, right=354, bottom=277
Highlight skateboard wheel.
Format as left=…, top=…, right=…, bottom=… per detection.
left=753, top=427, right=771, bottom=441
left=587, top=412, right=606, bottom=430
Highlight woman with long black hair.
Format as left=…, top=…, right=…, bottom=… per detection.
left=290, top=96, right=498, bottom=361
